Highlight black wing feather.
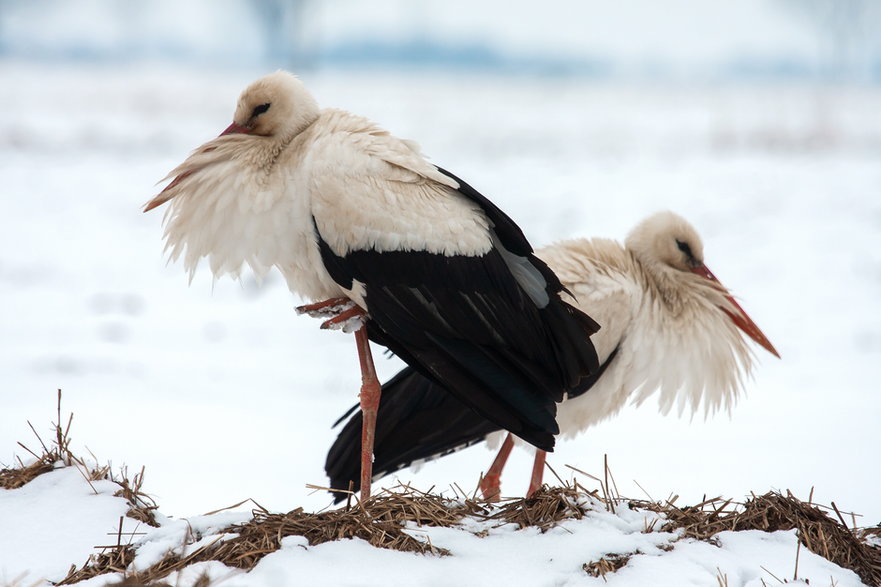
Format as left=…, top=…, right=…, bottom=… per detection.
left=333, top=245, right=563, bottom=447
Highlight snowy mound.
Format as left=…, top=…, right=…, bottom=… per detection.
left=2, top=456, right=877, bottom=586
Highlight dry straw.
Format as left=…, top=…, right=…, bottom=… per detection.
left=633, top=490, right=881, bottom=585
left=3, top=399, right=879, bottom=586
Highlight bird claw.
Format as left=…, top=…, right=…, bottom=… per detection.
left=295, top=297, right=353, bottom=318
left=296, top=298, right=367, bottom=332
left=320, top=305, right=367, bottom=332
left=340, top=315, right=367, bottom=333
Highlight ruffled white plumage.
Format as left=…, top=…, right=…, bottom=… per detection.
left=490, top=216, right=755, bottom=446
left=153, top=105, right=495, bottom=305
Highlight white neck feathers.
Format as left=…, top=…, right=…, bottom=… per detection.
left=626, top=256, right=754, bottom=417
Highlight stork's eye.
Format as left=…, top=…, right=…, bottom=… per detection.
left=252, top=103, right=271, bottom=117
left=676, top=239, right=693, bottom=258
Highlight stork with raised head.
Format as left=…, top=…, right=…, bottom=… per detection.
left=143, top=71, right=600, bottom=501
left=325, top=211, right=780, bottom=501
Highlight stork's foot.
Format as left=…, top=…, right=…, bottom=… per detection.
left=296, top=297, right=351, bottom=317
left=296, top=298, right=366, bottom=332
left=321, top=305, right=367, bottom=333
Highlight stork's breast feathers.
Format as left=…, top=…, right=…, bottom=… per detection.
left=159, top=138, right=303, bottom=284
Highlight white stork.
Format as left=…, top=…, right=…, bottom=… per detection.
left=325, top=211, right=780, bottom=501
left=143, top=71, right=600, bottom=501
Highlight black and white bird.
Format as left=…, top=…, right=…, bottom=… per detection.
left=143, top=71, right=600, bottom=500
left=325, top=211, right=780, bottom=501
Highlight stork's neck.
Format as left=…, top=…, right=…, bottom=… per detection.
left=633, top=252, right=721, bottom=314
left=253, top=113, right=321, bottom=170
left=280, top=110, right=321, bottom=146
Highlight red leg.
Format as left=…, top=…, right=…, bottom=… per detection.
left=297, top=297, right=375, bottom=499
left=480, top=433, right=514, bottom=502
left=526, top=449, right=547, bottom=497
left=354, top=326, right=381, bottom=502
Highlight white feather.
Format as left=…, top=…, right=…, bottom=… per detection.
left=489, top=212, right=755, bottom=447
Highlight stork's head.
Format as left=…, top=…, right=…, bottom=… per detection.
left=626, top=211, right=780, bottom=358
left=221, top=71, right=320, bottom=139
left=626, top=211, right=706, bottom=273
left=143, top=71, right=320, bottom=213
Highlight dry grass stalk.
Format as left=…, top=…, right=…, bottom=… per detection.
left=208, top=484, right=480, bottom=566
left=71, top=486, right=464, bottom=585
left=1, top=391, right=77, bottom=486
left=488, top=484, right=597, bottom=532
left=0, top=455, right=55, bottom=490
left=860, top=526, right=881, bottom=544
left=2, top=392, right=160, bottom=530
left=349, top=483, right=485, bottom=527
left=209, top=505, right=447, bottom=567
left=56, top=545, right=135, bottom=585
left=106, top=574, right=211, bottom=587
left=635, top=491, right=881, bottom=586
left=583, top=552, right=632, bottom=579
left=1, top=393, right=74, bottom=489
left=112, top=466, right=160, bottom=527
left=106, top=577, right=173, bottom=587
left=106, top=486, right=601, bottom=584
left=564, top=462, right=621, bottom=514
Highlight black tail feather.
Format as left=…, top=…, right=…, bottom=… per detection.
left=365, top=320, right=557, bottom=451
left=325, top=346, right=620, bottom=503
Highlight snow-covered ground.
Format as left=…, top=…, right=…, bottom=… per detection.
left=0, top=61, right=879, bottom=583
left=0, top=463, right=872, bottom=586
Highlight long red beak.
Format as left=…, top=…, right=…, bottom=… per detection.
left=221, top=121, right=251, bottom=135
left=691, top=264, right=780, bottom=358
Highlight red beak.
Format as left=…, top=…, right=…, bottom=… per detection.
left=220, top=121, right=252, bottom=136
left=691, top=264, right=780, bottom=358
left=143, top=123, right=248, bottom=213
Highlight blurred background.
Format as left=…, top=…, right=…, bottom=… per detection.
left=1, top=0, right=880, bottom=524
left=2, top=0, right=881, bottom=80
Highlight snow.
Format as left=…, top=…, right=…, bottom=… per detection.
left=0, top=60, right=879, bottom=584
left=0, top=466, right=133, bottom=582
left=0, top=464, right=870, bottom=586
